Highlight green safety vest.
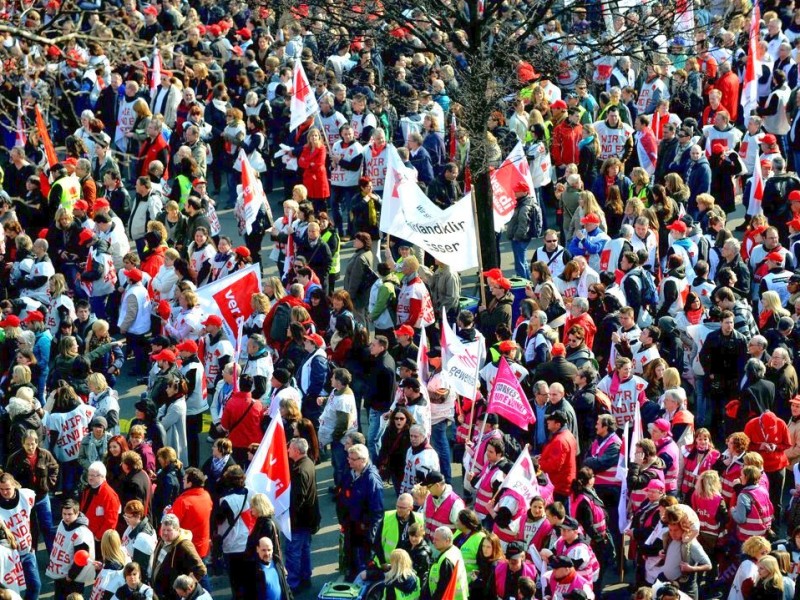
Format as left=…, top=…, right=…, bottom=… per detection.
left=176, top=175, right=192, bottom=209
left=383, top=576, right=421, bottom=600
left=375, top=510, right=425, bottom=567
left=453, top=531, right=485, bottom=576
left=320, top=229, right=341, bottom=274
left=628, top=184, right=650, bottom=202
left=54, top=174, right=81, bottom=212
left=428, top=545, right=467, bottom=600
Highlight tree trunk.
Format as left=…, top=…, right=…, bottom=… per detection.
left=472, top=170, right=498, bottom=269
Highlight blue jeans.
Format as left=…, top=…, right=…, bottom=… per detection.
left=33, top=495, right=56, bottom=554
left=693, top=375, right=709, bottom=428
left=430, top=420, right=452, bottom=483
left=284, top=529, right=312, bottom=589
left=20, top=552, right=40, bottom=600
left=226, top=170, right=239, bottom=209
left=511, top=239, right=531, bottom=279
left=367, top=409, right=385, bottom=463
left=331, top=185, right=357, bottom=236
left=60, top=460, right=82, bottom=497
left=331, top=440, right=347, bottom=487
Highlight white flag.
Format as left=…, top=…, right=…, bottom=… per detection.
left=150, top=47, right=162, bottom=97
left=245, top=417, right=292, bottom=539
left=290, top=60, right=319, bottom=131
left=490, top=142, right=535, bottom=233
left=499, top=447, right=540, bottom=504
left=235, top=149, right=270, bottom=236
left=194, top=264, right=262, bottom=340
left=441, top=312, right=482, bottom=399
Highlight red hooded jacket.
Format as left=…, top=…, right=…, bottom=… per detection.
left=744, top=411, right=791, bottom=473
left=221, top=390, right=265, bottom=450
left=563, top=312, right=597, bottom=349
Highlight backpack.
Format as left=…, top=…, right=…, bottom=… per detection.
left=594, top=389, right=612, bottom=415
left=502, top=433, right=523, bottom=462
left=634, top=268, right=659, bottom=306
left=527, top=197, right=544, bottom=239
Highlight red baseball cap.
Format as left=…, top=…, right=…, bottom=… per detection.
left=207, top=24, right=221, bottom=37
left=761, top=133, right=777, bottom=145
left=192, top=177, right=206, bottom=187
left=0, top=315, right=21, bottom=328
left=789, top=217, right=800, bottom=231
left=496, top=277, right=512, bottom=291
left=78, top=228, right=95, bottom=245
left=23, top=311, right=44, bottom=324
left=765, top=251, right=784, bottom=263
left=581, top=213, right=601, bottom=225
left=551, top=342, right=566, bottom=357
left=94, top=198, right=110, bottom=210
left=394, top=324, right=415, bottom=338
left=513, top=179, right=530, bottom=194
left=482, top=268, right=504, bottom=281
left=123, top=268, right=143, bottom=282
left=236, top=27, right=251, bottom=39
left=142, top=5, right=157, bottom=16
left=73, top=199, right=89, bottom=211
left=176, top=340, right=198, bottom=354
left=498, top=340, right=516, bottom=354
left=203, top=315, right=223, bottom=327
left=666, top=220, right=688, bottom=233
left=790, top=190, right=800, bottom=203
left=711, top=141, right=727, bottom=154
left=151, top=349, right=176, bottom=363
left=305, top=333, right=325, bottom=347
left=157, top=300, right=172, bottom=320
left=550, top=99, right=567, bottom=110
left=234, top=246, right=250, bottom=258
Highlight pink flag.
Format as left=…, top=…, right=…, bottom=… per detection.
left=618, top=421, right=630, bottom=532
left=417, top=325, right=430, bottom=385
left=15, top=98, right=26, bottom=147
left=487, top=357, right=536, bottom=430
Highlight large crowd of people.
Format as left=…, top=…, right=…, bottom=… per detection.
left=3, top=0, right=800, bottom=600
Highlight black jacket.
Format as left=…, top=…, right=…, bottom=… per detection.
left=532, top=357, right=578, bottom=395
left=699, top=328, right=748, bottom=380
left=289, top=455, right=320, bottom=532
left=6, top=448, right=59, bottom=498
left=365, top=350, right=397, bottom=412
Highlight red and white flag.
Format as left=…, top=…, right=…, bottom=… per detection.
left=741, top=4, right=761, bottom=119
left=486, top=357, right=536, bottom=430
left=290, top=60, right=319, bottom=131
left=235, top=149, right=271, bottom=235
left=15, top=98, right=26, bottom=147
left=150, top=47, right=162, bottom=97
left=245, top=417, right=292, bottom=539
left=490, top=142, right=535, bottom=232
left=747, top=149, right=765, bottom=216
left=417, top=325, right=430, bottom=386
left=635, top=128, right=658, bottom=176
left=195, top=264, right=262, bottom=341
left=674, top=0, right=695, bottom=33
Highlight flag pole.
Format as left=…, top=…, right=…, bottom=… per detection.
left=470, top=187, right=487, bottom=307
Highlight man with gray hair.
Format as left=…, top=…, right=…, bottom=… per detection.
left=531, top=380, right=551, bottom=451
left=173, top=573, right=212, bottom=599
left=152, top=513, right=206, bottom=600
left=429, top=526, right=467, bottom=600
left=524, top=311, right=551, bottom=371
left=78, top=461, right=120, bottom=556
left=286, top=437, right=318, bottom=592
left=75, top=158, right=97, bottom=213
left=337, top=443, right=384, bottom=579
left=748, top=335, right=770, bottom=363
left=717, top=238, right=751, bottom=294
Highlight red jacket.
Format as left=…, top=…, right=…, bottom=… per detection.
left=138, top=134, right=170, bottom=179
left=563, top=313, right=597, bottom=349
left=298, top=145, right=330, bottom=198
left=550, top=120, right=582, bottom=167
left=141, top=245, right=167, bottom=278
left=538, top=427, right=578, bottom=496
left=744, top=412, right=791, bottom=473
left=715, top=71, right=741, bottom=123
left=221, top=390, right=264, bottom=450
left=170, top=486, right=214, bottom=558
left=80, top=481, right=121, bottom=541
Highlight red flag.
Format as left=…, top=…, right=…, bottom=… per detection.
left=245, top=417, right=293, bottom=539
left=35, top=106, right=57, bottom=168
left=449, top=114, right=457, bottom=162
left=747, top=149, right=764, bottom=216
left=442, top=560, right=459, bottom=600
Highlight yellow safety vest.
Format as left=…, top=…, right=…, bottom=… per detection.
left=375, top=510, right=425, bottom=567
left=428, top=545, right=468, bottom=600
left=453, top=531, right=485, bottom=576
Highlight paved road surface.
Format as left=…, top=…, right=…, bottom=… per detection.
left=33, top=182, right=748, bottom=598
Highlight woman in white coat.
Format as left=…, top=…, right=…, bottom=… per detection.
left=157, top=375, right=188, bottom=465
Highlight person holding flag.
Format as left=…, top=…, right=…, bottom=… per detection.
left=428, top=526, right=468, bottom=600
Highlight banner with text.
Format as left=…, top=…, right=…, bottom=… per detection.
left=487, top=357, right=536, bottom=430
left=441, top=313, right=482, bottom=400
left=196, top=264, right=262, bottom=341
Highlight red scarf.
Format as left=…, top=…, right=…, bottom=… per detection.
left=759, top=309, right=774, bottom=330
left=685, top=308, right=704, bottom=325
left=371, top=142, right=386, bottom=155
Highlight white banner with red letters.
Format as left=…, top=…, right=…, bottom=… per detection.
left=195, top=265, right=262, bottom=341
left=246, top=416, right=292, bottom=539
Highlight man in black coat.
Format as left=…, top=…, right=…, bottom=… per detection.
left=427, top=163, right=463, bottom=210
left=254, top=537, right=294, bottom=600
left=295, top=221, right=333, bottom=294
left=365, top=336, right=397, bottom=462
left=286, top=438, right=319, bottom=593
left=532, top=343, right=579, bottom=394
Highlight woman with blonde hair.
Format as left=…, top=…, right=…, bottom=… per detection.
left=754, top=555, right=784, bottom=598
left=690, top=470, right=727, bottom=554
left=664, top=172, right=690, bottom=206
left=263, top=276, right=286, bottom=303
left=383, top=549, right=420, bottom=598
left=46, top=273, right=76, bottom=336
left=570, top=190, right=608, bottom=237
left=246, top=493, right=282, bottom=563
left=221, top=107, right=246, bottom=208
left=297, top=127, right=330, bottom=213
left=629, top=167, right=651, bottom=203
left=759, top=290, right=790, bottom=330
left=243, top=293, right=270, bottom=347
left=622, top=198, right=645, bottom=227
left=90, top=530, right=129, bottom=600
left=87, top=372, right=120, bottom=435
left=152, top=446, right=183, bottom=527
